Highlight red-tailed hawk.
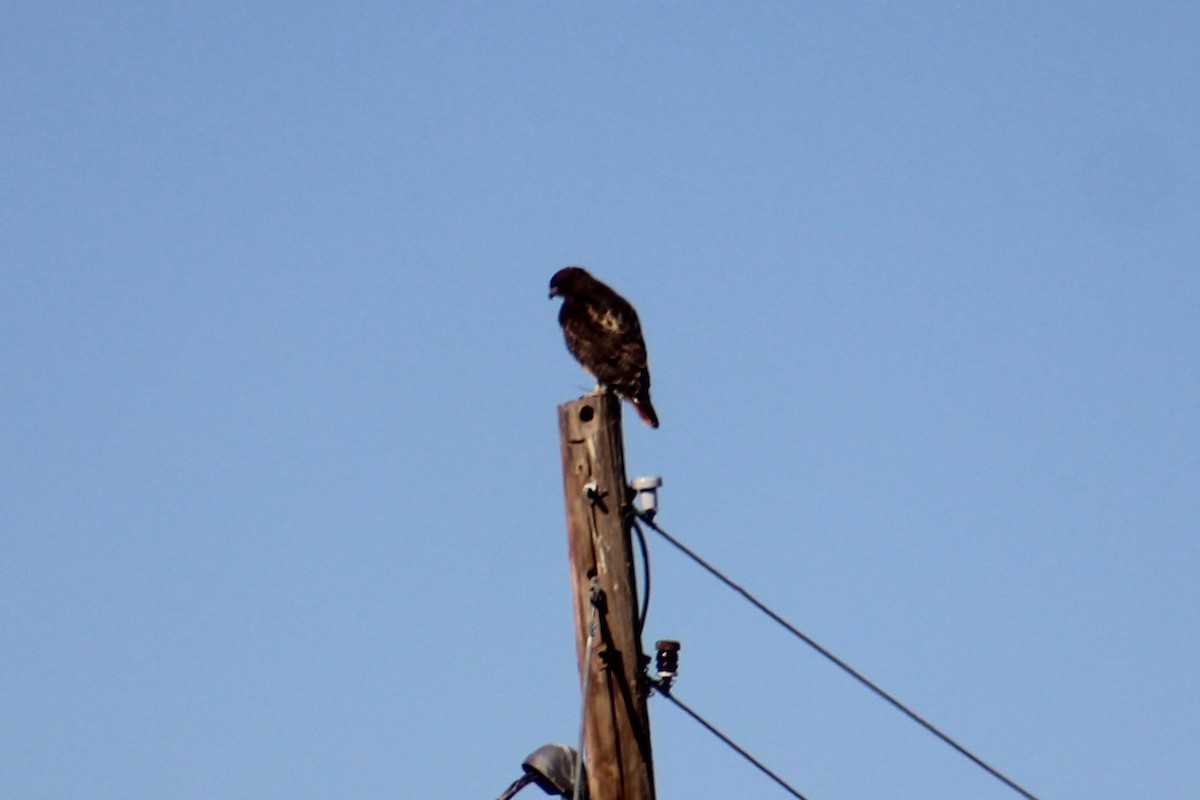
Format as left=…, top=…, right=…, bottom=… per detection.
left=548, top=266, right=660, bottom=428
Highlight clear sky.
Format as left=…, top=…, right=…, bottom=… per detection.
left=3, top=3, right=1197, bottom=799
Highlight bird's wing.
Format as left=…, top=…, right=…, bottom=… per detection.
left=583, top=298, right=646, bottom=368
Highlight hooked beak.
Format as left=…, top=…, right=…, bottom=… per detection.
left=548, top=287, right=560, bottom=299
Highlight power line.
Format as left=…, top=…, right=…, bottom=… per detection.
left=573, top=583, right=600, bottom=800
left=655, top=686, right=811, bottom=800
left=636, top=512, right=1043, bottom=800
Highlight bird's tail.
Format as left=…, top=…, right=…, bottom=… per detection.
left=631, top=395, right=659, bottom=429
left=626, top=368, right=659, bottom=429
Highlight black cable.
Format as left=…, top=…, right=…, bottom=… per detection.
left=655, top=686, right=811, bottom=800
left=629, top=515, right=651, bottom=634
left=637, top=513, right=1042, bottom=800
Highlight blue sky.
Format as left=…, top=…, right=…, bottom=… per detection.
left=3, top=3, right=1197, bottom=798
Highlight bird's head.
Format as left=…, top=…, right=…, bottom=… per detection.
left=548, top=266, right=593, bottom=299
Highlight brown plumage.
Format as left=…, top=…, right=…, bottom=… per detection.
left=548, top=266, right=659, bottom=428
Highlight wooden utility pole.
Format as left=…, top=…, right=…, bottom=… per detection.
left=558, top=392, right=655, bottom=800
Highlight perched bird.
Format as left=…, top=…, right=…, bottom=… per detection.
left=548, top=266, right=660, bottom=428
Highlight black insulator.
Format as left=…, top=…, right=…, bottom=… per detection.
left=655, top=639, right=681, bottom=684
